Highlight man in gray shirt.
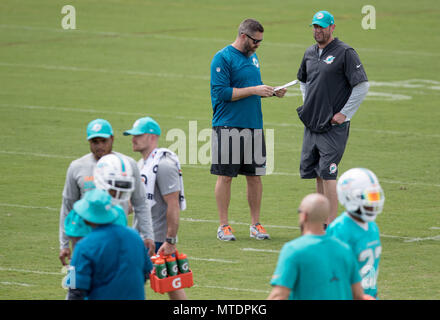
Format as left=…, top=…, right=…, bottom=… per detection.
left=124, top=116, right=187, bottom=300
left=59, top=119, right=154, bottom=266
left=296, top=10, right=369, bottom=224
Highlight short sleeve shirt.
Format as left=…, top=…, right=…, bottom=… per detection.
left=270, top=234, right=361, bottom=300
left=210, top=45, right=264, bottom=129
left=151, top=156, right=181, bottom=243
left=327, top=212, right=381, bottom=297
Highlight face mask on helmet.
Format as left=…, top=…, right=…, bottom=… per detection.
left=105, top=177, right=135, bottom=204
left=337, top=168, right=385, bottom=222
left=351, top=186, right=385, bottom=222
left=93, top=154, right=135, bottom=204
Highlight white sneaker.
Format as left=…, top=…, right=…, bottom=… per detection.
left=250, top=223, right=270, bottom=240
left=217, top=224, right=236, bottom=241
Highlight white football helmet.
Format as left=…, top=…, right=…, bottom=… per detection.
left=337, top=168, right=385, bottom=222
left=93, top=154, right=135, bottom=204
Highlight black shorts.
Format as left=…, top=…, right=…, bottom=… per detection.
left=210, top=126, right=266, bottom=177
left=300, top=122, right=350, bottom=180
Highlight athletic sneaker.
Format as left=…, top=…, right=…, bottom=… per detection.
left=217, top=224, right=236, bottom=241
left=250, top=223, right=270, bottom=240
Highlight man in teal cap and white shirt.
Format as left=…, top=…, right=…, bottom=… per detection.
left=66, top=188, right=153, bottom=300
left=296, top=10, right=370, bottom=225
left=124, top=116, right=187, bottom=300
left=59, top=119, right=155, bottom=266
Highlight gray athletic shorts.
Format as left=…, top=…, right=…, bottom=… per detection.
left=300, top=122, right=350, bottom=180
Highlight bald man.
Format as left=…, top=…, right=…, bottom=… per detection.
left=268, top=194, right=365, bottom=300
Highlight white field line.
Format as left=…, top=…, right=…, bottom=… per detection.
left=0, top=103, right=208, bottom=122
left=285, top=91, right=414, bottom=101
left=369, top=79, right=440, bottom=90
left=0, top=267, right=61, bottom=276
left=403, top=235, right=440, bottom=243
left=0, top=267, right=268, bottom=293
left=0, top=281, right=34, bottom=287
left=272, top=171, right=440, bottom=188
left=193, top=284, right=270, bottom=294
left=241, top=248, right=281, bottom=254
left=0, top=150, right=75, bottom=160
left=240, top=232, right=440, bottom=251
left=1, top=149, right=440, bottom=188
left=0, top=62, right=209, bottom=81
left=188, top=257, right=238, bottom=264
left=1, top=24, right=439, bottom=57
left=1, top=62, right=438, bottom=102
left=1, top=202, right=438, bottom=243
left=0, top=202, right=59, bottom=211
left=181, top=217, right=299, bottom=230
left=2, top=102, right=440, bottom=139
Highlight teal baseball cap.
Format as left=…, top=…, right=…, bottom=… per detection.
left=73, top=189, right=119, bottom=224
left=123, top=117, right=161, bottom=136
left=64, top=210, right=92, bottom=237
left=310, top=10, right=335, bottom=28
left=86, top=119, right=114, bottom=140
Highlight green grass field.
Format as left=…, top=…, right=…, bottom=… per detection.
left=0, top=0, right=439, bottom=300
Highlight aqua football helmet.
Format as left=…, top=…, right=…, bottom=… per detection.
left=93, top=154, right=135, bottom=204
left=337, top=168, right=385, bottom=222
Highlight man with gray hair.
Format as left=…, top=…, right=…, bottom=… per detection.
left=210, top=18, right=286, bottom=241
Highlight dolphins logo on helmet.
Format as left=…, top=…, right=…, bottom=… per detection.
left=93, top=154, right=135, bottom=205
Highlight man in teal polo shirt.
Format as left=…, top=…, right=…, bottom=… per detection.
left=210, top=18, right=286, bottom=241
left=268, top=193, right=364, bottom=300
left=66, top=189, right=153, bottom=300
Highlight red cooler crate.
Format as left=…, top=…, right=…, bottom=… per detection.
left=150, top=269, right=193, bottom=294
left=150, top=250, right=193, bottom=294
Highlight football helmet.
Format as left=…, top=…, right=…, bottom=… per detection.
left=93, top=154, right=135, bottom=204
left=337, top=168, right=385, bottom=222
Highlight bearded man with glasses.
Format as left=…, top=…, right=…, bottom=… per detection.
left=210, top=18, right=286, bottom=242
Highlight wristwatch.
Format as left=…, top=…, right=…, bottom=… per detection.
left=165, top=237, right=177, bottom=245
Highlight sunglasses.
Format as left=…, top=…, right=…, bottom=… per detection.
left=244, top=33, right=263, bottom=44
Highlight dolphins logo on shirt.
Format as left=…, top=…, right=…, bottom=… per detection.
left=252, top=57, right=260, bottom=68
left=324, top=55, right=335, bottom=64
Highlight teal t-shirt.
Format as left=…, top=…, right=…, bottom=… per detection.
left=210, top=45, right=264, bottom=129
left=327, top=212, right=381, bottom=298
left=270, top=234, right=361, bottom=300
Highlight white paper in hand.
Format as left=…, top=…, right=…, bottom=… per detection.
left=274, top=80, right=299, bottom=92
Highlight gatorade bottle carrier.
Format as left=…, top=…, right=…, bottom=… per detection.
left=150, top=250, right=193, bottom=294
